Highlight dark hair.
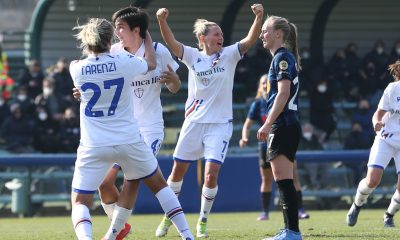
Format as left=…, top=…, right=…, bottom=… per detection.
left=112, top=7, right=149, bottom=39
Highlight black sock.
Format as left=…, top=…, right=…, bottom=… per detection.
left=276, top=179, right=299, bottom=232
left=261, top=192, right=271, bottom=213
left=297, top=191, right=303, bottom=210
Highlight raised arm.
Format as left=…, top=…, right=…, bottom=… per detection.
left=156, top=8, right=184, bottom=59
left=239, top=4, right=264, bottom=55
left=144, top=31, right=156, bottom=71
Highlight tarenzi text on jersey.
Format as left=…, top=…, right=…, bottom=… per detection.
left=81, top=62, right=117, bottom=75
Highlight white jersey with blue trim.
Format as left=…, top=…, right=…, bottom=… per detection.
left=181, top=43, right=242, bottom=123
left=70, top=52, right=148, bottom=147
left=111, top=42, right=179, bottom=130
left=377, top=81, right=400, bottom=142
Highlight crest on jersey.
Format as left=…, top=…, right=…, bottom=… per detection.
left=134, top=88, right=144, bottom=98
left=201, top=78, right=210, bottom=86
left=279, top=60, right=288, bottom=70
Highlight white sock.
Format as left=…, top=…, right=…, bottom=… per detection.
left=71, top=204, right=92, bottom=240
left=101, top=202, right=115, bottom=221
left=199, top=185, right=218, bottom=221
left=354, top=178, right=375, bottom=207
left=104, top=205, right=132, bottom=240
left=167, top=179, right=183, bottom=196
left=387, top=190, right=400, bottom=215
left=156, top=187, right=193, bottom=238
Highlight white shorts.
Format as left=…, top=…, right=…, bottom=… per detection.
left=173, top=121, right=232, bottom=164
left=367, top=136, right=400, bottom=173
left=140, top=127, right=164, bottom=156
left=72, top=142, right=158, bottom=193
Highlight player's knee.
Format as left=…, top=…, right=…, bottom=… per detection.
left=204, top=173, right=218, bottom=185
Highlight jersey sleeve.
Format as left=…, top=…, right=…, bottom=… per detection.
left=274, top=53, right=295, bottom=81
left=223, top=42, right=242, bottom=64
left=157, top=43, right=179, bottom=72
left=378, top=83, right=392, bottom=111
left=181, top=45, right=199, bottom=67
left=247, top=100, right=259, bottom=120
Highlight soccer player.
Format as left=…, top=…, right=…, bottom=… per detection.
left=73, top=7, right=194, bottom=240
left=257, top=15, right=303, bottom=239
left=155, top=4, right=264, bottom=238
left=69, top=17, right=157, bottom=240
left=239, top=74, right=309, bottom=221
left=347, top=60, right=400, bottom=228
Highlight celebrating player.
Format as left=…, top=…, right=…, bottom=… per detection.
left=155, top=4, right=264, bottom=238
left=257, top=15, right=303, bottom=239
left=69, top=17, right=157, bottom=240
left=347, top=60, right=400, bottom=228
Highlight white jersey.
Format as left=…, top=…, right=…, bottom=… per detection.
left=181, top=43, right=242, bottom=123
left=70, top=53, right=148, bottom=147
left=111, top=42, right=179, bottom=130
left=377, top=81, right=400, bottom=144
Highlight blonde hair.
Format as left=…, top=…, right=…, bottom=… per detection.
left=255, top=74, right=269, bottom=99
left=388, top=60, right=400, bottom=81
left=73, top=18, right=114, bottom=56
left=193, top=19, right=218, bottom=50
left=266, top=15, right=301, bottom=71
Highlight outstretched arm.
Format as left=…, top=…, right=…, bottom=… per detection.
left=156, top=8, right=184, bottom=59
left=239, top=118, right=254, bottom=148
left=239, top=4, right=264, bottom=55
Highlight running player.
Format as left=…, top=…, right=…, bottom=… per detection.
left=69, top=18, right=157, bottom=240
left=347, top=60, right=400, bottom=228
left=155, top=4, right=264, bottom=238
left=257, top=15, right=303, bottom=240
left=240, top=74, right=309, bottom=222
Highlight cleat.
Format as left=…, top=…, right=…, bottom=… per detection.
left=116, top=223, right=132, bottom=240
left=384, top=213, right=395, bottom=228
left=257, top=212, right=269, bottom=221
left=347, top=203, right=361, bottom=227
left=155, top=216, right=172, bottom=237
left=262, top=229, right=302, bottom=240
left=298, top=209, right=310, bottom=219
left=196, top=220, right=209, bottom=238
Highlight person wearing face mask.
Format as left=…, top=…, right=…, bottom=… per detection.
left=351, top=99, right=375, bottom=145
left=298, top=123, right=326, bottom=190
left=363, top=40, right=389, bottom=81
left=9, top=86, right=36, bottom=117
left=0, top=103, right=34, bottom=153
left=389, top=40, right=400, bottom=64
left=33, top=106, right=60, bottom=153
left=309, top=79, right=337, bottom=144
left=17, top=59, right=45, bottom=99
left=34, top=77, right=62, bottom=120
left=298, top=47, right=312, bottom=96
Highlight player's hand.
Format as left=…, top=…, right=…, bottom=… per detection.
left=72, top=87, right=81, bottom=102
left=159, top=64, right=177, bottom=84
left=239, top=138, right=248, bottom=148
left=156, top=8, right=169, bottom=21
left=374, top=121, right=385, bottom=131
left=251, top=4, right=264, bottom=17
left=257, top=123, right=270, bottom=142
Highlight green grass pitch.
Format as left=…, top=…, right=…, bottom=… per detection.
left=0, top=210, right=400, bottom=239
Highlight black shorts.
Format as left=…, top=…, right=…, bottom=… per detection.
left=258, top=142, right=271, bottom=169
left=267, top=123, right=301, bottom=162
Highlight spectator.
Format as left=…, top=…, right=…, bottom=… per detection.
left=51, top=57, right=75, bottom=109
left=363, top=40, right=389, bottom=80
left=0, top=42, right=9, bottom=76
left=8, top=86, right=36, bottom=118
left=0, top=103, right=34, bottom=153
left=327, top=49, right=353, bottom=99
left=389, top=39, right=400, bottom=64
left=34, top=77, right=62, bottom=120
left=309, top=79, right=337, bottom=144
left=345, top=42, right=362, bottom=87
left=351, top=98, right=375, bottom=145
left=298, top=47, right=312, bottom=96
left=58, top=107, right=80, bottom=153
left=33, top=106, right=60, bottom=153
left=0, top=73, right=14, bottom=102
left=298, top=123, right=326, bottom=189
left=17, top=59, right=45, bottom=99
left=359, top=60, right=379, bottom=97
